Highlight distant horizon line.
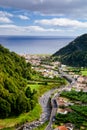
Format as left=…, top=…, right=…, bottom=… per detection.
left=0, top=35, right=75, bottom=38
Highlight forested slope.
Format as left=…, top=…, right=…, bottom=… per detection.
left=53, top=34, right=87, bottom=67
left=0, top=45, right=37, bottom=118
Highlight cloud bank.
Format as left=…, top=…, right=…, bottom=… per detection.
left=35, top=18, right=87, bottom=28
left=0, top=0, right=87, bottom=18
left=0, top=0, right=87, bottom=36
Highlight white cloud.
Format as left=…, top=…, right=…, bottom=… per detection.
left=18, top=15, right=29, bottom=20
left=0, top=17, right=13, bottom=23
left=26, top=26, right=45, bottom=32
left=0, top=11, right=13, bottom=23
left=0, top=24, right=61, bottom=32
left=0, top=11, right=13, bottom=17
left=26, top=25, right=63, bottom=32
left=35, top=18, right=87, bottom=28
left=0, top=24, right=64, bottom=35
left=0, top=23, right=87, bottom=36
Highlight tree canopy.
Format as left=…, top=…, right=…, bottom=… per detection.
left=0, top=45, right=37, bottom=118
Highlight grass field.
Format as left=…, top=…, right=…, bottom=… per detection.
left=81, top=70, right=87, bottom=76
left=28, top=81, right=64, bottom=97
left=67, top=66, right=87, bottom=76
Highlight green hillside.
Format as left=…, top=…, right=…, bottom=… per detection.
left=53, top=34, right=87, bottom=67
left=0, top=45, right=37, bottom=118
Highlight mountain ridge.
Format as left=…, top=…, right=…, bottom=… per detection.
left=53, top=34, right=87, bottom=67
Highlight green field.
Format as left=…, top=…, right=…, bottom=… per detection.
left=81, top=70, right=87, bottom=76
left=28, top=79, right=66, bottom=97
left=67, top=66, right=87, bottom=76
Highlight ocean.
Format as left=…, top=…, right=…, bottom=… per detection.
left=0, top=36, right=74, bottom=55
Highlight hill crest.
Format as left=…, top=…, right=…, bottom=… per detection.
left=53, top=34, right=87, bottom=67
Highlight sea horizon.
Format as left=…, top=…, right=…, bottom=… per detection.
left=0, top=35, right=74, bottom=55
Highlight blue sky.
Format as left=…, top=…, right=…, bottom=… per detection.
left=0, top=0, right=87, bottom=36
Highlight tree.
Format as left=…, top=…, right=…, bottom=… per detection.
left=0, top=97, right=11, bottom=118
left=16, top=92, right=30, bottom=115
left=25, top=87, right=32, bottom=98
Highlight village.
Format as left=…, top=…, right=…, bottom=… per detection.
left=23, top=54, right=87, bottom=93
left=22, top=54, right=87, bottom=130
left=22, top=54, right=60, bottom=79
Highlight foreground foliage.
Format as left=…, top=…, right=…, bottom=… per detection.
left=0, top=45, right=37, bottom=118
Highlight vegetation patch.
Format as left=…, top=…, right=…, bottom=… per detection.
left=0, top=103, right=41, bottom=129
left=33, top=122, right=48, bottom=130
left=60, top=90, right=87, bottom=103
left=55, top=111, right=87, bottom=129
left=81, top=69, right=87, bottom=76
left=55, top=90, right=87, bottom=129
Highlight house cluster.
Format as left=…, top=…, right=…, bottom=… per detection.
left=34, top=65, right=59, bottom=78
left=73, top=76, right=87, bottom=92
left=21, top=54, right=43, bottom=65
left=60, top=65, right=67, bottom=72
left=56, top=97, right=73, bottom=114
left=51, top=61, right=61, bottom=68
left=61, top=66, right=87, bottom=92
left=54, top=97, right=74, bottom=130
left=22, top=54, right=60, bottom=68
left=22, top=54, right=60, bottom=78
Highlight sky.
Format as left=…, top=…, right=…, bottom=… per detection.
left=0, top=0, right=87, bottom=36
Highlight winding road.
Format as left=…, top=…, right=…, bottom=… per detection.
left=17, top=67, right=75, bottom=130
left=45, top=98, right=58, bottom=130
left=17, top=88, right=59, bottom=130
left=45, top=68, right=76, bottom=130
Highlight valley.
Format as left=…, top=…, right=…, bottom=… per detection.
left=1, top=34, right=87, bottom=130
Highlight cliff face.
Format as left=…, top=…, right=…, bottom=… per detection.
left=53, top=34, right=87, bottom=67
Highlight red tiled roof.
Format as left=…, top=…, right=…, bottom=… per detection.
left=58, top=126, right=68, bottom=130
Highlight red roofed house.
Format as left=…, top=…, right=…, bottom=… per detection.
left=54, top=126, right=68, bottom=130
left=54, top=123, right=73, bottom=130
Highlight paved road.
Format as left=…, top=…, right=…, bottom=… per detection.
left=59, top=68, right=75, bottom=83
left=16, top=88, right=59, bottom=130
left=45, top=67, right=76, bottom=130
left=45, top=98, right=58, bottom=130
left=45, top=107, right=57, bottom=130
